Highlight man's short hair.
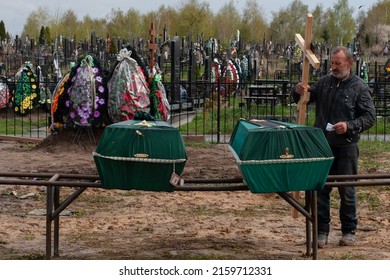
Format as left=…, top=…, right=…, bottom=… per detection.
left=332, top=46, right=353, bottom=61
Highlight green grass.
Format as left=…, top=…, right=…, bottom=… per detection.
left=358, top=139, right=390, bottom=170
left=178, top=95, right=390, bottom=137
left=330, top=190, right=383, bottom=211
left=177, top=94, right=313, bottom=135
left=184, top=141, right=213, bottom=148
left=357, top=191, right=382, bottom=210
left=174, top=205, right=225, bottom=216
left=340, top=252, right=354, bottom=260
left=179, top=98, right=296, bottom=135
left=359, top=138, right=390, bottom=153
left=1, top=95, right=390, bottom=139
left=0, top=112, right=49, bottom=135
left=72, top=209, right=88, bottom=218
left=71, top=193, right=120, bottom=205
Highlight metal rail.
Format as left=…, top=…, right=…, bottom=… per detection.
left=2, top=172, right=390, bottom=190
left=1, top=171, right=390, bottom=260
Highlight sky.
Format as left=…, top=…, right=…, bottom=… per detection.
left=0, top=0, right=381, bottom=37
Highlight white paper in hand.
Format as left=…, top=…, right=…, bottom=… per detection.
left=326, top=123, right=334, bottom=131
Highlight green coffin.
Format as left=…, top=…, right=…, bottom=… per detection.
left=93, top=120, right=187, bottom=191
left=229, top=119, right=334, bottom=193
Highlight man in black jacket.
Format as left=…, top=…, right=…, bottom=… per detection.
left=294, top=46, right=376, bottom=248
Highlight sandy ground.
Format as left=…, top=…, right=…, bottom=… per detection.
left=0, top=129, right=389, bottom=260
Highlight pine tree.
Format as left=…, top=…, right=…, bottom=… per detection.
left=45, top=26, right=52, bottom=46
left=39, top=26, right=46, bottom=45
left=0, top=20, right=6, bottom=41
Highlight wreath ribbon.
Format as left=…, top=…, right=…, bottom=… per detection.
left=80, top=55, right=96, bottom=111
left=80, top=55, right=95, bottom=67
left=117, top=48, right=133, bottom=62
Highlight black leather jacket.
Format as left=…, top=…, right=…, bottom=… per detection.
left=294, top=73, right=376, bottom=147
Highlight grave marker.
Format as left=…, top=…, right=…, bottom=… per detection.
left=294, top=14, right=320, bottom=124
left=147, top=22, right=159, bottom=83
left=293, top=14, right=320, bottom=218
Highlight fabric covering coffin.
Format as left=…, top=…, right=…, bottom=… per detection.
left=93, top=120, right=187, bottom=191
left=229, top=119, right=334, bottom=193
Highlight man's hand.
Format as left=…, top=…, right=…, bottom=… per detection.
left=333, top=122, right=348, bottom=134
left=295, top=82, right=307, bottom=95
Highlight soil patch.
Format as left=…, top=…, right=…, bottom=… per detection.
left=0, top=130, right=389, bottom=260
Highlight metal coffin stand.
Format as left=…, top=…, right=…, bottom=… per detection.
left=0, top=120, right=337, bottom=260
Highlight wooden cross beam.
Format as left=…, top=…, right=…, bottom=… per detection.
left=292, top=14, right=320, bottom=218
left=146, top=22, right=159, bottom=83
left=295, top=13, right=320, bottom=124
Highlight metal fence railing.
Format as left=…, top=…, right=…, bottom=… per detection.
left=1, top=40, right=390, bottom=143
left=1, top=77, right=389, bottom=143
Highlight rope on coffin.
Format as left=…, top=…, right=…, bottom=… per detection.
left=233, top=157, right=334, bottom=166
left=92, top=151, right=187, bottom=164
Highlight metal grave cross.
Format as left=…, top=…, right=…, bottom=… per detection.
left=295, top=13, right=320, bottom=124
left=147, top=22, right=159, bottom=83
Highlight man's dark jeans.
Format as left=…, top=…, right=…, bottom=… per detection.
left=317, top=145, right=359, bottom=235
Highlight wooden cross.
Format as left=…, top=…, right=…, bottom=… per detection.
left=146, top=22, right=159, bottom=83
left=292, top=14, right=320, bottom=218
left=295, top=14, right=320, bottom=124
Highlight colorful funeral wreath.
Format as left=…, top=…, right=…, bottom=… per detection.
left=210, top=59, right=221, bottom=84
left=50, top=55, right=108, bottom=132
left=67, top=55, right=108, bottom=127
left=13, top=62, right=39, bottom=115
left=149, top=73, right=170, bottom=121
left=107, top=48, right=150, bottom=123
left=0, top=77, right=11, bottom=109
left=385, top=59, right=390, bottom=75
left=221, top=59, right=240, bottom=95
left=50, top=71, right=71, bottom=132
